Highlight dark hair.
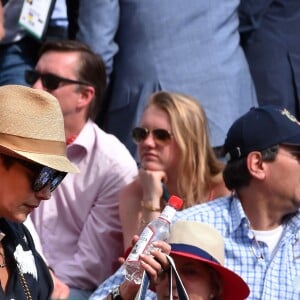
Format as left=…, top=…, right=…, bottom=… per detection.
left=223, top=145, right=279, bottom=191
left=39, top=40, right=107, bottom=121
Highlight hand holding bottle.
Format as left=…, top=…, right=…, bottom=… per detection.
left=124, top=195, right=183, bottom=284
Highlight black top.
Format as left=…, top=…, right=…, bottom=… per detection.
left=0, top=218, right=53, bottom=299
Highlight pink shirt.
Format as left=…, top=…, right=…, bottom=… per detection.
left=31, top=120, right=138, bottom=290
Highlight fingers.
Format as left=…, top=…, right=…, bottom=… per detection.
left=50, top=274, right=70, bottom=299
left=118, top=257, right=125, bottom=264
left=138, top=240, right=171, bottom=282
left=140, top=253, right=167, bottom=282
left=131, top=235, right=140, bottom=246
left=139, top=169, right=167, bottom=181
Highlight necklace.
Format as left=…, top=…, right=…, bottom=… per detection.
left=18, top=264, right=32, bottom=300
left=250, top=235, right=265, bottom=260
left=0, top=253, right=5, bottom=268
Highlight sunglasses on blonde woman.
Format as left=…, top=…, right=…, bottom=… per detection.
left=131, top=127, right=173, bottom=145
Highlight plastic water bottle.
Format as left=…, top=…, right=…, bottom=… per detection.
left=124, top=195, right=183, bottom=284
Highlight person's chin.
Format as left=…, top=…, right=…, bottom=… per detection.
left=6, top=213, right=27, bottom=223
left=141, top=161, right=163, bottom=171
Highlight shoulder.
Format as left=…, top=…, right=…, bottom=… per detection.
left=0, top=220, right=53, bottom=295
left=174, top=196, right=232, bottom=231
left=93, top=124, right=136, bottom=161
left=82, top=122, right=138, bottom=173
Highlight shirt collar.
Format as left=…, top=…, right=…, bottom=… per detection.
left=67, top=119, right=95, bottom=152
left=229, top=194, right=250, bottom=234
left=229, top=194, right=300, bottom=241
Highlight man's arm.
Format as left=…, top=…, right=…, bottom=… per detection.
left=76, top=0, right=120, bottom=77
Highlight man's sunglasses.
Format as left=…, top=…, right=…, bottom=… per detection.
left=14, top=157, right=67, bottom=192
left=25, top=70, right=91, bottom=91
left=131, top=127, right=173, bottom=144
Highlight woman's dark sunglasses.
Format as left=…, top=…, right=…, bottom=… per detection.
left=24, top=70, right=91, bottom=91
left=131, top=127, right=173, bottom=144
left=14, top=157, right=67, bottom=192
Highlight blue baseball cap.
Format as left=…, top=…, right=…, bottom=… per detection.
left=224, top=105, right=300, bottom=162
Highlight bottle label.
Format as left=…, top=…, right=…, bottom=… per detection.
left=127, top=226, right=154, bottom=262
left=159, top=206, right=176, bottom=223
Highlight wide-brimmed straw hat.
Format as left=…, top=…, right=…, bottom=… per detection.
left=170, top=221, right=250, bottom=300
left=0, top=85, right=78, bottom=173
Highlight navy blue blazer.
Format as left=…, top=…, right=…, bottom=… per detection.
left=239, top=0, right=300, bottom=118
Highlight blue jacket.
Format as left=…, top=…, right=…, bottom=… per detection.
left=77, top=0, right=258, bottom=157
left=239, top=0, right=300, bottom=118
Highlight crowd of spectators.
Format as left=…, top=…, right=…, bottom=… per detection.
left=0, top=1, right=300, bottom=299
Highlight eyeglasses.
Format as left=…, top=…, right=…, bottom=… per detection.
left=14, top=157, right=67, bottom=192
left=131, top=127, right=173, bottom=145
left=24, top=70, right=91, bottom=91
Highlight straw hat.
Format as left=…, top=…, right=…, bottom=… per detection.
left=0, top=85, right=78, bottom=173
left=170, top=221, right=250, bottom=300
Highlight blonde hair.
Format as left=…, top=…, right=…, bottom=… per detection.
left=147, top=91, right=223, bottom=207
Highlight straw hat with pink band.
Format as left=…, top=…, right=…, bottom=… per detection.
left=169, top=221, right=250, bottom=300
left=0, top=84, right=78, bottom=173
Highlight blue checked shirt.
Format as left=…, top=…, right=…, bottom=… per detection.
left=89, top=265, right=156, bottom=300
left=90, top=195, right=300, bottom=300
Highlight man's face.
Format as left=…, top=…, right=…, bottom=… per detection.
left=32, top=51, right=82, bottom=118
left=267, top=145, right=300, bottom=213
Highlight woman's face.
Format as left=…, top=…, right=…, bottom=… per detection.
left=0, top=156, right=51, bottom=222
left=156, top=255, right=219, bottom=300
left=137, top=105, right=179, bottom=173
